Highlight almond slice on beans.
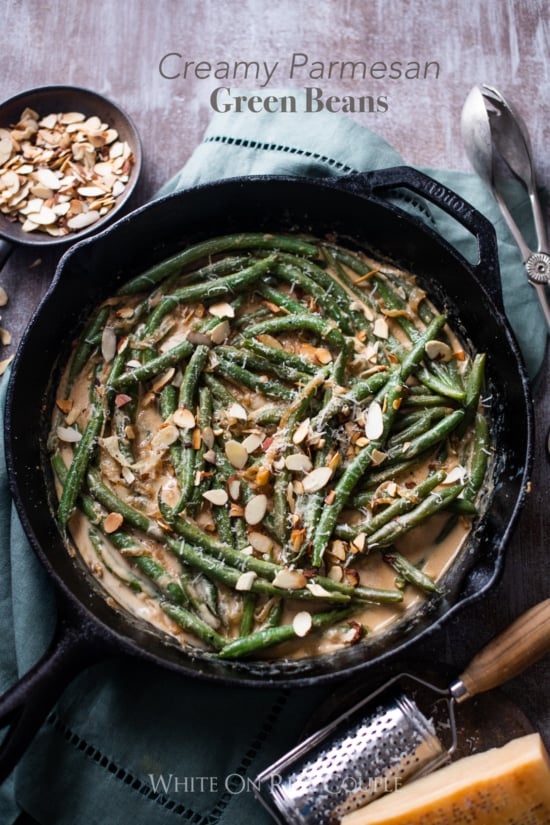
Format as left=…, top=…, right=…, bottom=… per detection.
left=56, top=425, right=82, bottom=443
left=104, top=512, right=124, bottom=533
left=285, top=453, right=313, bottom=473
left=293, top=611, right=313, bottom=637
left=272, top=568, right=307, bottom=590
left=244, top=494, right=268, bottom=525
left=425, top=339, right=453, bottom=362
left=225, top=440, right=249, bottom=469
left=302, top=466, right=332, bottom=493
left=365, top=400, right=384, bottom=440
left=173, top=407, right=196, bottom=429
left=235, top=571, right=257, bottom=592
left=203, top=488, right=229, bottom=506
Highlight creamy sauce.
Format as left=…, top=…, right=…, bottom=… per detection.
left=49, top=236, right=491, bottom=661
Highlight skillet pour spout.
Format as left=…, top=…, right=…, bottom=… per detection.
left=0, top=167, right=533, bottom=779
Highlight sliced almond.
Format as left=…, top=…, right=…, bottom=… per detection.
left=365, top=400, right=384, bottom=441
left=225, top=439, right=249, bottom=469
left=352, top=532, right=367, bottom=552
left=203, top=488, right=229, bottom=506
left=34, top=167, right=62, bottom=190
left=27, top=205, right=56, bottom=225
left=425, top=339, right=453, bottom=362
left=235, top=571, right=257, bottom=591
left=209, top=319, right=230, bottom=344
left=370, top=448, right=387, bottom=466
left=292, top=417, right=310, bottom=445
left=272, top=568, right=307, bottom=590
left=285, top=453, right=313, bottom=473
left=315, top=347, right=333, bottom=365
left=151, top=423, right=179, bottom=449
left=227, top=476, right=241, bottom=501
left=151, top=367, right=175, bottom=393
left=306, top=582, right=332, bottom=597
left=56, top=398, right=73, bottom=415
left=0, top=129, right=12, bottom=165
left=330, top=539, right=347, bottom=561
left=67, top=210, right=101, bottom=229
left=173, top=407, right=196, bottom=429
left=292, top=611, right=313, bottom=637
left=242, top=433, right=263, bottom=454
left=104, top=512, right=124, bottom=533
left=328, top=565, right=344, bottom=582
left=226, top=402, right=248, bottom=421
left=258, top=333, right=283, bottom=350
left=302, top=466, right=333, bottom=493
left=101, top=326, right=117, bottom=363
left=442, top=465, right=466, bottom=485
left=201, top=425, right=215, bottom=448
left=244, top=493, right=268, bottom=525
left=208, top=301, right=235, bottom=318
left=56, top=425, right=82, bottom=443
left=373, top=317, right=389, bottom=339
left=248, top=531, right=273, bottom=554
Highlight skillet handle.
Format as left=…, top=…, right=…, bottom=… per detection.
left=0, top=605, right=109, bottom=782
left=343, top=166, right=504, bottom=311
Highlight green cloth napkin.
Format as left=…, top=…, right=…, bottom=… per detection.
left=0, top=91, right=545, bottom=825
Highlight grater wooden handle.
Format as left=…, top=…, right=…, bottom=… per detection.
left=451, top=599, right=550, bottom=703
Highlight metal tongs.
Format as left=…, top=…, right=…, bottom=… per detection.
left=461, top=83, right=550, bottom=331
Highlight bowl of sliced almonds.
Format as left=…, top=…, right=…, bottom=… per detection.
left=0, top=85, right=142, bottom=263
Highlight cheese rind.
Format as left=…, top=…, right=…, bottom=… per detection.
left=341, top=733, right=550, bottom=825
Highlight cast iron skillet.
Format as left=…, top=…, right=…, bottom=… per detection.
left=0, top=167, right=533, bottom=778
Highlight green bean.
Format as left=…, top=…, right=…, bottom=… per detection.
left=277, top=253, right=369, bottom=332
left=386, top=409, right=465, bottom=463
left=255, top=281, right=308, bottom=314
left=216, top=344, right=310, bottom=385
left=240, top=593, right=257, bottom=636
left=201, top=373, right=240, bottom=407
left=145, top=254, right=278, bottom=333
left=245, top=313, right=346, bottom=350
left=110, top=338, right=194, bottom=390
left=56, top=405, right=104, bottom=530
left=401, top=393, right=456, bottom=409
left=166, top=537, right=351, bottom=603
left=457, top=353, right=486, bottom=436
left=387, top=407, right=451, bottom=448
left=119, top=233, right=318, bottom=295
left=272, top=261, right=355, bottom=333
left=68, top=306, right=111, bottom=385
left=311, top=315, right=448, bottom=566
left=335, top=470, right=447, bottom=541
left=415, top=368, right=466, bottom=402
left=174, top=345, right=210, bottom=511
left=383, top=551, right=439, bottom=594
left=158, top=497, right=401, bottom=605
left=160, top=601, right=226, bottom=651
left=311, top=369, right=393, bottom=432
left=218, top=607, right=354, bottom=659
left=367, top=484, right=464, bottom=548
left=85, top=468, right=165, bottom=540
left=214, top=354, right=295, bottom=401
left=463, top=412, right=490, bottom=502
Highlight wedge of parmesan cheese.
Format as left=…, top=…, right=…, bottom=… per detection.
left=341, top=733, right=550, bottom=825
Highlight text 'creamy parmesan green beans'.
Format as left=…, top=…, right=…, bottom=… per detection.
left=49, top=232, right=492, bottom=661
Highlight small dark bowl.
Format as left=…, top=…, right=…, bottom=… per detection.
left=0, top=85, right=142, bottom=251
